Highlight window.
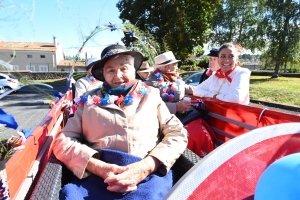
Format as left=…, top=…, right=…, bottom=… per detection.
left=26, top=65, right=35, bottom=72
left=39, top=65, right=48, bottom=72
left=13, top=65, right=19, bottom=70
left=27, top=55, right=32, bottom=58
left=40, top=55, right=45, bottom=58
left=0, top=75, right=5, bottom=79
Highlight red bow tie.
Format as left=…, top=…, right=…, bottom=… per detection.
left=215, top=68, right=235, bottom=83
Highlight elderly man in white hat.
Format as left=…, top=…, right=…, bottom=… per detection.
left=145, top=51, right=195, bottom=114
left=137, top=61, right=154, bottom=81
left=74, top=57, right=103, bottom=98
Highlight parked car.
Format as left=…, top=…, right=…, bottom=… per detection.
left=0, top=86, right=5, bottom=94
left=181, top=71, right=203, bottom=86
left=0, top=73, right=20, bottom=92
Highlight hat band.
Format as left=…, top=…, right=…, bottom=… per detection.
left=102, top=49, right=127, bottom=59
left=157, top=59, right=177, bottom=65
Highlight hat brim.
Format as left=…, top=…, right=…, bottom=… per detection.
left=137, top=67, right=154, bottom=73
left=86, top=62, right=96, bottom=71
left=153, top=59, right=180, bottom=69
left=207, top=53, right=219, bottom=57
left=91, top=51, right=144, bottom=81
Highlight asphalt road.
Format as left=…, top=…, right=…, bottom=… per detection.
left=0, top=85, right=66, bottom=139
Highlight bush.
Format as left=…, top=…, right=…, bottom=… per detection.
left=197, top=57, right=209, bottom=69
left=181, top=59, right=198, bottom=66
left=180, top=65, right=201, bottom=71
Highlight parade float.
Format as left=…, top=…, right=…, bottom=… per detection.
left=1, top=24, right=300, bottom=200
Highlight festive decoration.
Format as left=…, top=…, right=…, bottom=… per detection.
left=49, top=92, right=65, bottom=107
left=0, top=169, right=9, bottom=200
left=0, top=109, right=18, bottom=130
left=153, top=69, right=183, bottom=102
left=74, top=83, right=148, bottom=107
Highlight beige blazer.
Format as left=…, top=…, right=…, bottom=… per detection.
left=53, top=81, right=188, bottom=179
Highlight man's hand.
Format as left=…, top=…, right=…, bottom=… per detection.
left=176, top=100, right=192, bottom=112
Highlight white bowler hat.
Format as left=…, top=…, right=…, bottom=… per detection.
left=86, top=57, right=101, bottom=70
left=153, top=51, right=180, bottom=68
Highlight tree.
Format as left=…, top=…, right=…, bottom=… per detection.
left=208, top=0, right=266, bottom=51
left=260, top=0, right=300, bottom=77
left=117, top=0, right=221, bottom=60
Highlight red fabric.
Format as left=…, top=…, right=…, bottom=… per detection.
left=206, top=69, right=213, bottom=76
left=215, top=67, right=236, bottom=83
left=185, top=118, right=217, bottom=158
left=115, top=95, right=124, bottom=107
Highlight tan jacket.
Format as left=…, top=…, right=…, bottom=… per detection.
left=75, top=76, right=102, bottom=98
left=145, top=72, right=195, bottom=114
left=53, top=81, right=188, bottom=179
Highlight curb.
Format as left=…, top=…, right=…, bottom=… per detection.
left=250, top=99, right=300, bottom=112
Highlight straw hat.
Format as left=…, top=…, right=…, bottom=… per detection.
left=137, top=62, right=154, bottom=73
left=91, top=44, right=144, bottom=81
left=153, top=51, right=180, bottom=68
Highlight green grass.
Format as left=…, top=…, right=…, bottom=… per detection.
left=250, top=76, right=300, bottom=107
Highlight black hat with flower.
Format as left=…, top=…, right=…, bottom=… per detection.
left=91, top=44, right=144, bottom=81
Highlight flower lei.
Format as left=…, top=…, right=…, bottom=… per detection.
left=74, top=83, right=148, bottom=107
left=153, top=68, right=183, bottom=102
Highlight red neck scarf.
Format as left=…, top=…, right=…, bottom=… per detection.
left=206, top=69, right=213, bottom=76
left=215, top=67, right=236, bottom=83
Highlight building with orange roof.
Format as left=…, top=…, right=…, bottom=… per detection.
left=0, top=37, right=87, bottom=72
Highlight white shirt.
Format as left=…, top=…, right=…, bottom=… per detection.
left=193, top=66, right=251, bottom=105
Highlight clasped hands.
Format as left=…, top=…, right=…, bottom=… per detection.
left=86, top=156, right=160, bottom=193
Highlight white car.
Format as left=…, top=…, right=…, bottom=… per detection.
left=0, top=86, right=5, bottom=94
left=0, top=73, right=20, bottom=92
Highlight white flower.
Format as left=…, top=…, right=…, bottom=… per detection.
left=87, top=95, right=95, bottom=105
left=108, top=95, right=118, bottom=104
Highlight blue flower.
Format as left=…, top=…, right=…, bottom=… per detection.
left=162, top=94, right=169, bottom=102
left=168, top=90, right=175, bottom=95
left=157, top=74, right=163, bottom=80
left=100, top=94, right=110, bottom=105
left=111, top=27, right=117, bottom=31
left=80, top=95, right=87, bottom=104
left=53, top=92, right=62, bottom=99
left=139, top=87, right=147, bottom=95
left=124, top=95, right=133, bottom=105
left=162, top=85, right=168, bottom=89
left=129, top=32, right=134, bottom=37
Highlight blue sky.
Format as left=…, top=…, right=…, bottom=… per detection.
left=1, top=0, right=126, bottom=58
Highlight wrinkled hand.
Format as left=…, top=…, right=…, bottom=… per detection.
left=104, top=156, right=160, bottom=193
left=176, top=100, right=192, bottom=112
left=86, top=158, right=135, bottom=192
